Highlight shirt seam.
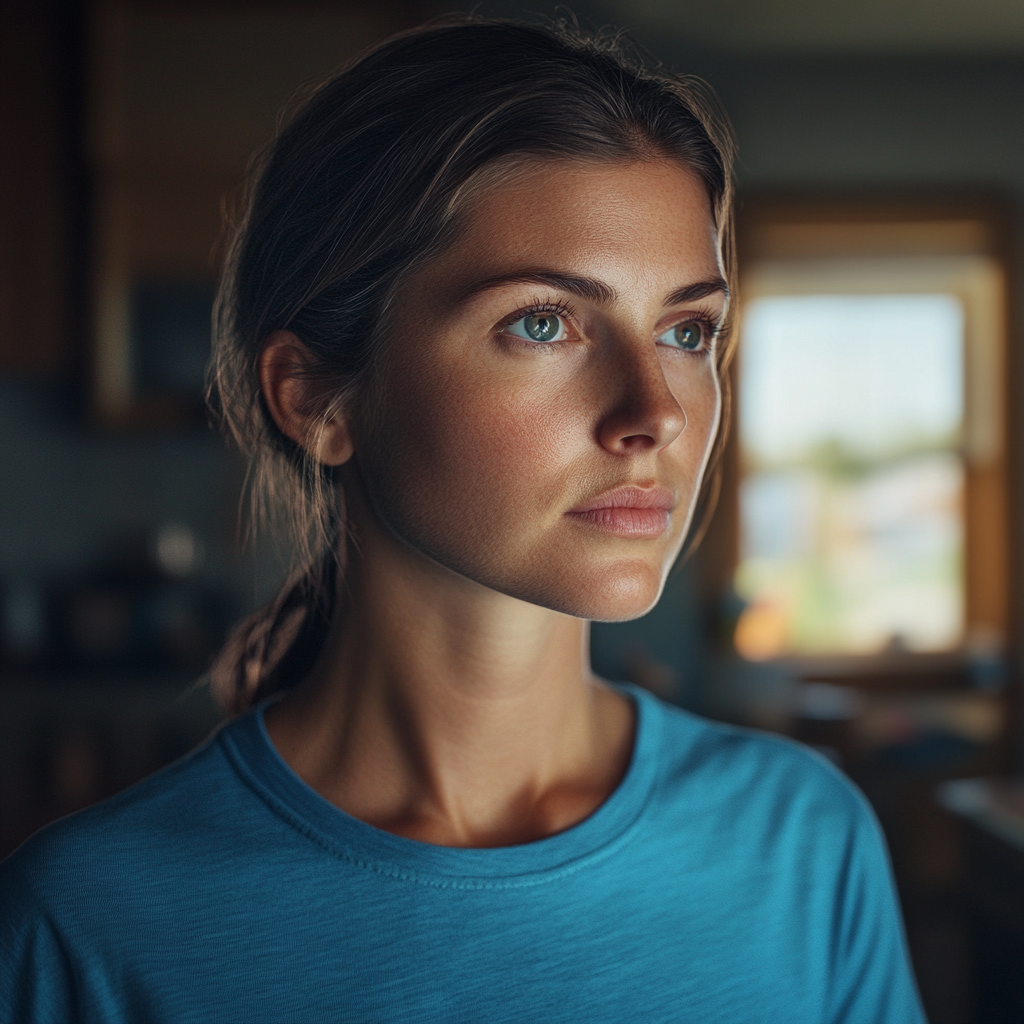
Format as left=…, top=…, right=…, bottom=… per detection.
left=217, top=718, right=656, bottom=891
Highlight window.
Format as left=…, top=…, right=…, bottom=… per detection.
left=730, top=203, right=1009, bottom=665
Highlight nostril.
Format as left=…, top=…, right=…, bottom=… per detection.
left=620, top=434, right=656, bottom=450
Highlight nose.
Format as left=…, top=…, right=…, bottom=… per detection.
left=596, top=340, right=688, bottom=454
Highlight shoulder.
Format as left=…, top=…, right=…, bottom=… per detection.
left=0, top=732, right=244, bottom=1022
left=645, top=693, right=878, bottom=841
left=653, top=693, right=858, bottom=792
left=1, top=728, right=241, bottom=911
left=639, top=696, right=925, bottom=1023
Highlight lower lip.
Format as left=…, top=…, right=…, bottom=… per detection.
left=566, top=507, right=671, bottom=538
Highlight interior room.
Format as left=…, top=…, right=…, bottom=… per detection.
left=3, top=1, right=1024, bottom=1020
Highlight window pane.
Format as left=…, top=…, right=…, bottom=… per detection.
left=735, top=294, right=964, bottom=657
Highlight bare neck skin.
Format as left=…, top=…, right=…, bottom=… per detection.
left=265, top=480, right=633, bottom=849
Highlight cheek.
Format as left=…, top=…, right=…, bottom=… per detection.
left=694, top=370, right=723, bottom=457
left=668, top=358, right=721, bottom=459
left=361, top=358, right=587, bottom=562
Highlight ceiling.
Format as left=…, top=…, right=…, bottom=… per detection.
left=600, top=0, right=1024, bottom=53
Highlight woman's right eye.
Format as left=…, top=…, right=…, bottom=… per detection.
left=505, top=313, right=568, bottom=343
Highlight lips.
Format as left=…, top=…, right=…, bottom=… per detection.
left=565, top=485, right=675, bottom=538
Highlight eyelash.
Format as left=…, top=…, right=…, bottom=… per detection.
left=665, top=306, right=723, bottom=357
left=497, top=298, right=722, bottom=354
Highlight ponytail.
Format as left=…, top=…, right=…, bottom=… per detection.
left=209, top=558, right=336, bottom=715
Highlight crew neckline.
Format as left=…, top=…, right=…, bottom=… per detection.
left=218, top=683, right=662, bottom=889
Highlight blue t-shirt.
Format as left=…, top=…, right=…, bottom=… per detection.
left=1, top=685, right=924, bottom=1023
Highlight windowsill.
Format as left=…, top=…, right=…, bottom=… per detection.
left=763, top=650, right=1004, bottom=692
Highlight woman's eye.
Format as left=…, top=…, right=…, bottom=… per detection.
left=505, top=313, right=568, bottom=343
left=657, top=320, right=706, bottom=351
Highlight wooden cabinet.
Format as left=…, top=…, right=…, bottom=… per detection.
left=0, top=1, right=84, bottom=376
left=0, top=675, right=224, bottom=858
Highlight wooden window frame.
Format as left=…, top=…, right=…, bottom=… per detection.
left=700, top=194, right=1017, bottom=707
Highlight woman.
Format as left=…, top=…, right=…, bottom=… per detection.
left=1, top=17, right=924, bottom=1023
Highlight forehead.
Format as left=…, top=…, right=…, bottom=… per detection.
left=447, top=158, right=722, bottom=284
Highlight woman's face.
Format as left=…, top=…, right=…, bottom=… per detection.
left=355, top=158, right=726, bottom=621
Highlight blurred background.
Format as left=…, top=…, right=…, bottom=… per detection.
left=3, top=0, right=1024, bottom=1019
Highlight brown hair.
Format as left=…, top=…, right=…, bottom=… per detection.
left=207, top=15, right=737, bottom=714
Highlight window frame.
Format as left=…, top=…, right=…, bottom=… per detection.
left=701, top=195, right=1017, bottom=708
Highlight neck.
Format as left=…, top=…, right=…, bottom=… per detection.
left=264, top=497, right=633, bottom=848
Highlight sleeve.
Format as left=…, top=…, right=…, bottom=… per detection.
left=827, top=794, right=928, bottom=1024
left=0, top=859, right=80, bottom=1024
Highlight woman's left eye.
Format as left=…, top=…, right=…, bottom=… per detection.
left=657, top=320, right=707, bottom=351
left=505, top=313, right=568, bottom=343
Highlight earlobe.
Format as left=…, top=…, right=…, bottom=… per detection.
left=259, top=330, right=355, bottom=466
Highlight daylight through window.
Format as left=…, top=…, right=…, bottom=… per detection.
left=733, top=247, right=1005, bottom=661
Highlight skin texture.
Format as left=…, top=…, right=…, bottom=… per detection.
left=261, top=158, right=727, bottom=848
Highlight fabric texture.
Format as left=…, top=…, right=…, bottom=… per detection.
left=0, top=685, right=925, bottom=1024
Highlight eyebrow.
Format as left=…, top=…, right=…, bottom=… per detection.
left=459, top=269, right=729, bottom=307
left=460, top=270, right=615, bottom=305
left=665, top=278, right=730, bottom=305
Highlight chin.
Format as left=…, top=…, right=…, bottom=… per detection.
left=529, top=558, right=668, bottom=623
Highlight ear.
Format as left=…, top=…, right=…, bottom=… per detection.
left=259, top=330, right=354, bottom=466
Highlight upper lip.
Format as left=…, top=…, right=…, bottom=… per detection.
left=569, top=485, right=676, bottom=513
